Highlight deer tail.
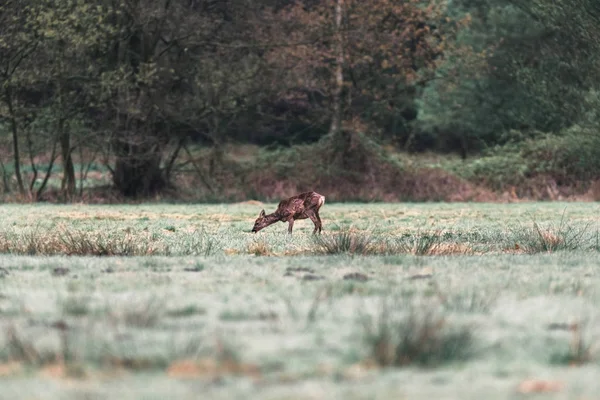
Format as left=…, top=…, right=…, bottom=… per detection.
left=318, top=195, right=325, bottom=208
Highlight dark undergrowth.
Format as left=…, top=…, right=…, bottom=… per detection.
left=3, top=129, right=600, bottom=203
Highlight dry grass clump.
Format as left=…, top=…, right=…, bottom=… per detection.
left=312, top=229, right=376, bottom=255
left=427, top=242, right=473, bottom=256
left=510, top=212, right=594, bottom=253
left=391, top=231, right=444, bottom=256
left=0, top=227, right=161, bottom=256
left=549, top=320, right=597, bottom=366
left=383, top=230, right=472, bottom=256
left=247, top=239, right=272, bottom=256
left=118, top=298, right=165, bottom=328
left=312, top=229, right=474, bottom=256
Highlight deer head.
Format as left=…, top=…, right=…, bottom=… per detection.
left=251, top=210, right=268, bottom=233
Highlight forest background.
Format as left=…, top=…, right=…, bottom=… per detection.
left=1, top=0, right=599, bottom=203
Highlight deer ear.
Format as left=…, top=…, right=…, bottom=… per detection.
left=259, top=210, right=265, bottom=217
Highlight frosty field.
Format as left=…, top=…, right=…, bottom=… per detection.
left=1, top=202, right=600, bottom=399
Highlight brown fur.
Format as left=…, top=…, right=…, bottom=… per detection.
left=251, top=191, right=325, bottom=234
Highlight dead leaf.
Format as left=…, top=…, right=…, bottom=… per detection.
left=0, top=362, right=22, bottom=377
left=517, top=379, right=564, bottom=393
left=167, top=358, right=260, bottom=380
left=40, top=363, right=66, bottom=379
left=167, top=359, right=208, bottom=379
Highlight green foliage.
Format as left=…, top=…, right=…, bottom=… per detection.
left=3, top=0, right=600, bottom=200
left=417, top=0, right=600, bottom=155
left=454, top=126, right=600, bottom=192
left=521, top=126, right=600, bottom=182
left=450, top=143, right=530, bottom=190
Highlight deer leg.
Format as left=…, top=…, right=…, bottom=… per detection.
left=315, top=211, right=323, bottom=234
left=287, top=218, right=294, bottom=234
left=306, top=211, right=319, bottom=234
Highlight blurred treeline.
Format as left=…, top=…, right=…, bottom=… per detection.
left=0, top=0, right=599, bottom=202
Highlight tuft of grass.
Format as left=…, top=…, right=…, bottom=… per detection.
left=432, top=283, right=498, bottom=313
left=5, top=325, right=41, bottom=365
left=247, top=239, right=271, bottom=256
left=23, top=228, right=47, bottom=256
left=0, top=226, right=223, bottom=257
left=0, top=227, right=160, bottom=256
left=61, top=295, right=91, bottom=316
left=220, top=310, right=253, bottom=321
left=311, top=229, right=472, bottom=256
left=393, top=230, right=444, bottom=256
left=4, top=322, right=77, bottom=372
left=428, top=242, right=473, bottom=256
left=0, top=232, right=9, bottom=254
left=166, top=305, right=206, bottom=318
left=174, top=228, right=220, bottom=256
left=510, top=211, right=594, bottom=253
left=0, top=226, right=64, bottom=256
left=183, top=262, right=205, bottom=272
left=61, top=228, right=162, bottom=256
left=550, top=320, right=597, bottom=366
left=119, top=298, right=164, bottom=328
left=363, top=300, right=474, bottom=368
left=312, top=229, right=375, bottom=255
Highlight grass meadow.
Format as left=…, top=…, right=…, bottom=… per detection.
left=1, top=201, right=600, bottom=399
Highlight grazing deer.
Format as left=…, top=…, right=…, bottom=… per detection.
left=251, top=191, right=325, bottom=234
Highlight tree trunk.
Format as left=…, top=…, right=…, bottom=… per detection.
left=0, top=158, right=10, bottom=193
left=459, top=134, right=468, bottom=160
left=59, top=120, right=76, bottom=201
left=5, top=88, right=26, bottom=195
left=36, top=134, right=59, bottom=198
left=113, top=142, right=166, bottom=197
left=329, top=0, right=345, bottom=137
left=25, top=125, right=37, bottom=196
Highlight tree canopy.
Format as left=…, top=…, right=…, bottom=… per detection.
left=0, top=0, right=598, bottom=199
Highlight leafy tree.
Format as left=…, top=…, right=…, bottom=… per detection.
left=0, top=0, right=39, bottom=196
left=28, top=0, right=110, bottom=199
left=91, top=0, right=275, bottom=196
left=417, top=0, right=600, bottom=156
left=508, top=0, right=600, bottom=126
left=265, top=0, right=460, bottom=150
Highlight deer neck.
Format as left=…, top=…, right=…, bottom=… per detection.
left=265, top=212, right=283, bottom=225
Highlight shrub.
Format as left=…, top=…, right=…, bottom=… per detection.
left=456, top=126, right=600, bottom=195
